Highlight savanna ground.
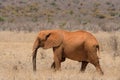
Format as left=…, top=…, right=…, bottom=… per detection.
left=0, top=31, right=120, bottom=80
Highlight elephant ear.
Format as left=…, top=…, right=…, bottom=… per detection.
left=43, top=32, right=63, bottom=49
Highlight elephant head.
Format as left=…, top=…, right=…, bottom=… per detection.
left=32, top=30, right=63, bottom=71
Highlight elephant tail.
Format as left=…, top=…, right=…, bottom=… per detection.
left=96, top=45, right=101, bottom=59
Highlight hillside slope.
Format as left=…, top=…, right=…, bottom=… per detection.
left=0, top=0, right=120, bottom=31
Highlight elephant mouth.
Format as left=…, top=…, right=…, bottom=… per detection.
left=39, top=42, right=45, bottom=48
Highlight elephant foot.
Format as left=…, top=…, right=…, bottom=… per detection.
left=91, top=61, right=104, bottom=75
left=80, top=61, right=88, bottom=72
left=51, top=57, right=65, bottom=69
left=51, top=62, right=55, bottom=69
left=55, top=68, right=61, bottom=72
left=96, top=68, right=104, bottom=75
left=51, top=62, right=61, bottom=72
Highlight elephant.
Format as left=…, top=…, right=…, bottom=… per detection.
left=32, top=30, right=104, bottom=75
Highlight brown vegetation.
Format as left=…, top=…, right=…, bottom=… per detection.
left=0, top=0, right=120, bottom=32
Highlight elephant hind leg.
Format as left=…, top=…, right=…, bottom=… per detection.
left=80, top=61, right=88, bottom=72
left=61, top=57, right=66, bottom=62
left=51, top=62, right=55, bottom=69
left=91, top=60, right=104, bottom=75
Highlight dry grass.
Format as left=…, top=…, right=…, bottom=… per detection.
left=0, top=31, right=120, bottom=80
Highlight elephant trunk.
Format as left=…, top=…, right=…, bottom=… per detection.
left=32, top=37, right=40, bottom=71
left=32, top=49, right=38, bottom=71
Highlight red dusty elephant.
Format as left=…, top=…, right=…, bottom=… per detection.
left=32, top=30, right=104, bottom=75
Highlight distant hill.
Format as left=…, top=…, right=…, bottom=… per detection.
left=0, top=0, right=120, bottom=32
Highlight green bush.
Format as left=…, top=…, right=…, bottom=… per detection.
left=0, top=16, right=5, bottom=22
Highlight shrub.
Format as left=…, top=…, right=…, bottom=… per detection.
left=0, top=16, right=5, bottom=22
left=59, top=22, right=67, bottom=29
left=69, top=10, right=74, bottom=15
left=110, top=35, right=119, bottom=57
left=50, top=2, right=57, bottom=6
left=101, top=22, right=120, bottom=32
left=106, top=2, right=112, bottom=5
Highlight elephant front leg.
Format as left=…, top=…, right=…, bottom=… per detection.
left=53, top=47, right=63, bottom=71
left=54, top=55, right=61, bottom=71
